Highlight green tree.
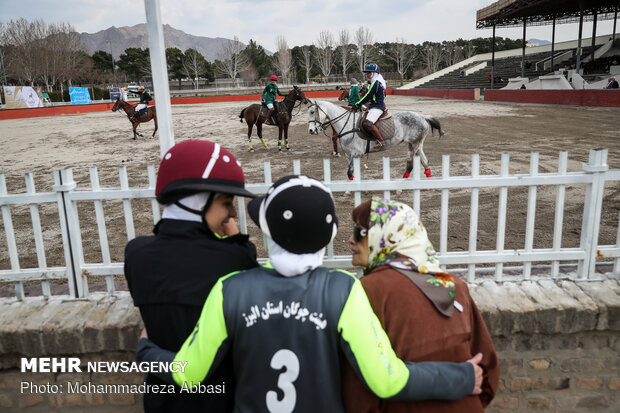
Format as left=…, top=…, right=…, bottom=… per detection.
left=166, top=47, right=185, bottom=86
left=242, top=39, right=272, bottom=79
left=92, top=50, right=113, bottom=73
left=116, top=47, right=150, bottom=82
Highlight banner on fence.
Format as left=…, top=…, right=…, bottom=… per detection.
left=69, top=87, right=92, bottom=105
left=3, top=86, right=44, bottom=108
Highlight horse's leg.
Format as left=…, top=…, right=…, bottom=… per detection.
left=346, top=153, right=355, bottom=180
left=284, top=123, right=290, bottom=151
left=403, top=143, right=415, bottom=179
left=277, top=126, right=283, bottom=152
left=152, top=116, right=158, bottom=137
left=418, top=143, right=432, bottom=178
left=331, top=126, right=340, bottom=157
left=133, top=120, right=144, bottom=137
left=247, top=121, right=254, bottom=152
left=257, top=122, right=267, bottom=148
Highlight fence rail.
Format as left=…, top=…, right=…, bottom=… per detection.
left=1, top=149, right=619, bottom=300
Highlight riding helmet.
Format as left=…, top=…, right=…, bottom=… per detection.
left=270, top=75, right=278, bottom=81
left=138, top=85, right=145, bottom=91
left=248, top=175, right=338, bottom=254
left=363, top=63, right=380, bottom=73
left=155, top=140, right=255, bottom=205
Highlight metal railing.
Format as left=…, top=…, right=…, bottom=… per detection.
left=1, top=149, right=618, bottom=300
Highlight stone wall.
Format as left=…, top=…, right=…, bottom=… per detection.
left=0, top=279, right=619, bottom=412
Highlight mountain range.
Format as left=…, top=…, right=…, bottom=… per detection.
left=79, top=24, right=246, bottom=61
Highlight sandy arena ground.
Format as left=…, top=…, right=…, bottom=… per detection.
left=0, top=95, right=619, bottom=295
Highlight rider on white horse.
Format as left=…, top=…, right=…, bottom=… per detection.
left=352, top=63, right=387, bottom=148
left=129, top=85, right=152, bottom=122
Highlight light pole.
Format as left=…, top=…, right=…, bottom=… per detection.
left=106, top=40, right=117, bottom=87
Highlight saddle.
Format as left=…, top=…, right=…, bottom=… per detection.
left=260, top=102, right=282, bottom=125
left=133, top=107, right=148, bottom=120
left=358, top=110, right=395, bottom=142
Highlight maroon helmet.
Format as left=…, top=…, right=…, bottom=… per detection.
left=156, top=140, right=255, bottom=204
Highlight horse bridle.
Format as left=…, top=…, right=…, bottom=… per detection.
left=308, top=100, right=358, bottom=139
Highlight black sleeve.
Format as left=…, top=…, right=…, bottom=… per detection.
left=388, top=361, right=474, bottom=401
left=136, top=338, right=176, bottom=384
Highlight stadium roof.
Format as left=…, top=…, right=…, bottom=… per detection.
left=477, top=0, right=620, bottom=29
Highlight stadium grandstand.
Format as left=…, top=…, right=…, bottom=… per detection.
left=404, top=0, right=620, bottom=91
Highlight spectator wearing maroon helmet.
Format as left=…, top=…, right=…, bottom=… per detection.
left=261, top=75, right=285, bottom=124
left=124, top=140, right=258, bottom=413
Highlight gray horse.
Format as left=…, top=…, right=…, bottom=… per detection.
left=307, top=100, right=444, bottom=179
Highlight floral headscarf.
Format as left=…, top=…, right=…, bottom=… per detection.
left=366, top=198, right=457, bottom=316
left=367, top=197, right=441, bottom=273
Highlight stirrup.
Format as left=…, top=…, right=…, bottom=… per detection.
left=375, top=140, right=384, bottom=148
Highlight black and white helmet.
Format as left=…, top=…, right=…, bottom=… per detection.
left=248, top=175, right=338, bottom=254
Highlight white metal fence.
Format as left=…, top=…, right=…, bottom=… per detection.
left=1, top=149, right=619, bottom=300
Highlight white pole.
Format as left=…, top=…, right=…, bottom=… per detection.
left=144, top=0, right=175, bottom=157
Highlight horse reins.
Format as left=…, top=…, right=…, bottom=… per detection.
left=309, top=101, right=359, bottom=140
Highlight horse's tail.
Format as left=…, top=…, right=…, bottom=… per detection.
left=239, top=108, right=246, bottom=123
left=425, top=116, right=445, bottom=138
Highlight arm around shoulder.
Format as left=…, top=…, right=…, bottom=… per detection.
left=338, top=279, right=476, bottom=401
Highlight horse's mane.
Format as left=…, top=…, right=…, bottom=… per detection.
left=315, top=99, right=346, bottom=114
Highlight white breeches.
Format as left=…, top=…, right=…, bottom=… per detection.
left=366, top=108, right=383, bottom=123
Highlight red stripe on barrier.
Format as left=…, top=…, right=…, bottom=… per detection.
left=392, top=89, right=474, bottom=100
left=0, top=102, right=116, bottom=120
left=0, top=90, right=352, bottom=120
left=484, top=89, right=620, bottom=107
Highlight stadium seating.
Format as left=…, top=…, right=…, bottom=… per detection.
left=414, top=52, right=551, bottom=90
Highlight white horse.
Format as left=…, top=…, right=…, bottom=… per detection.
left=307, top=100, right=444, bottom=179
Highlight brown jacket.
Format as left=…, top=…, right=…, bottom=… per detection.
left=341, top=265, right=499, bottom=412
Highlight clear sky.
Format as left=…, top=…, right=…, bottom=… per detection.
left=2, top=0, right=618, bottom=51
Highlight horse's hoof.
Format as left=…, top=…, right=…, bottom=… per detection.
left=286, top=147, right=290, bottom=151
left=249, top=149, right=254, bottom=153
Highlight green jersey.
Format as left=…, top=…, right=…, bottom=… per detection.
left=348, top=85, right=360, bottom=105
left=261, top=83, right=285, bottom=104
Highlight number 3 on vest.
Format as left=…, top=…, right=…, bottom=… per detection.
left=266, top=349, right=300, bottom=413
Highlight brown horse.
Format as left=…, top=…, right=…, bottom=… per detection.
left=238, top=85, right=308, bottom=152
left=111, top=99, right=158, bottom=140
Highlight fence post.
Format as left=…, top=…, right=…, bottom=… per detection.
left=53, top=169, right=88, bottom=298
left=578, top=149, right=608, bottom=279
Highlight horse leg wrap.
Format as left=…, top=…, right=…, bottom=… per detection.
left=424, top=168, right=432, bottom=178
left=261, top=139, right=267, bottom=148
left=403, top=172, right=410, bottom=179
left=349, top=176, right=354, bottom=181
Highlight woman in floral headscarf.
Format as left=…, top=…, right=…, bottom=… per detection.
left=342, top=197, right=500, bottom=413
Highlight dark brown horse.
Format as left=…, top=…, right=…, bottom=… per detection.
left=238, top=85, right=308, bottom=152
left=111, top=99, right=158, bottom=140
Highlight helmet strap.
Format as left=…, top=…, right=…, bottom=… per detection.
left=200, top=193, right=217, bottom=228
left=173, top=200, right=203, bottom=216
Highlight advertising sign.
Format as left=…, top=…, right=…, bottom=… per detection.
left=69, top=87, right=92, bottom=105
left=3, top=86, right=44, bottom=108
